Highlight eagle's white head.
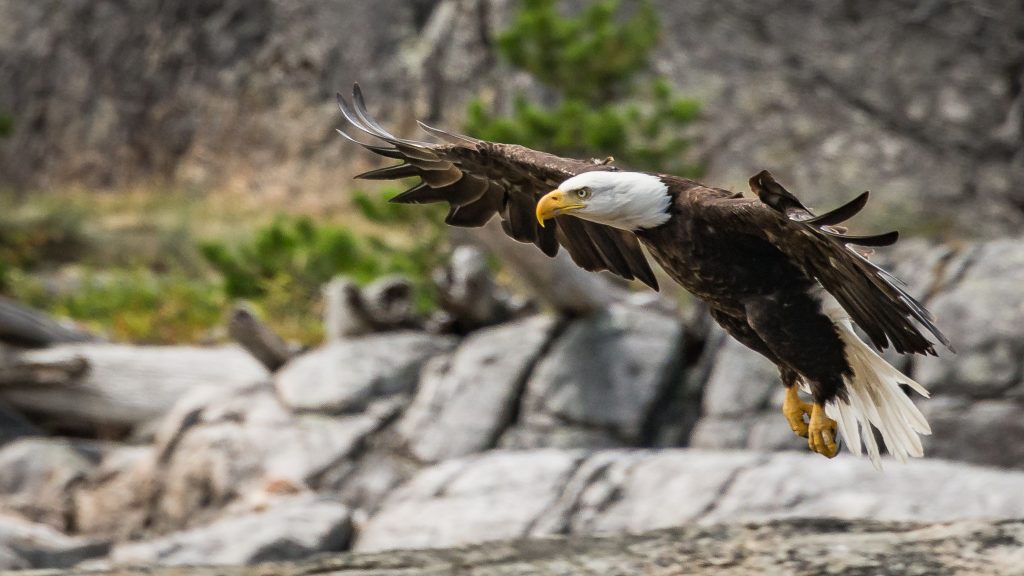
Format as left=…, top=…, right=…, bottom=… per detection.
left=536, top=171, right=672, bottom=232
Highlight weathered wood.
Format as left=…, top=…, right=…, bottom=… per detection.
left=322, top=276, right=422, bottom=341
left=0, top=296, right=96, bottom=348
left=0, top=354, right=89, bottom=387
left=0, top=344, right=269, bottom=428
left=432, top=245, right=530, bottom=334
left=227, top=305, right=292, bottom=372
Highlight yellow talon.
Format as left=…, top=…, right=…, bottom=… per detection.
left=808, top=403, right=839, bottom=458
left=782, top=385, right=812, bottom=438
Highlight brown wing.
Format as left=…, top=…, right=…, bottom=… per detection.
left=336, top=85, right=659, bottom=290
left=685, top=171, right=951, bottom=356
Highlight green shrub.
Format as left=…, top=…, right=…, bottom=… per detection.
left=465, top=0, right=701, bottom=175
left=0, top=202, right=91, bottom=291
left=8, top=268, right=225, bottom=344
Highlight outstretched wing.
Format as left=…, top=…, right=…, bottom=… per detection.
left=688, top=170, right=951, bottom=355
left=336, top=85, right=659, bottom=289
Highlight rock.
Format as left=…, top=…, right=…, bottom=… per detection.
left=916, top=239, right=1024, bottom=398
left=0, top=512, right=109, bottom=569
left=72, top=445, right=156, bottom=540
left=906, top=238, right=1024, bottom=469
left=356, top=448, right=1024, bottom=552
left=918, top=397, right=1024, bottom=469
left=0, top=438, right=99, bottom=531
left=355, top=450, right=584, bottom=552
left=396, top=315, right=560, bottom=462
left=44, top=518, right=1024, bottom=576
left=689, top=334, right=801, bottom=453
left=148, top=384, right=396, bottom=533
left=3, top=1, right=1021, bottom=237
left=275, top=331, right=456, bottom=413
left=0, top=399, right=39, bottom=446
left=500, top=305, right=685, bottom=448
left=700, top=335, right=779, bottom=417
left=107, top=494, right=351, bottom=566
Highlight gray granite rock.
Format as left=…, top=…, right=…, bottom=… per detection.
left=918, top=397, right=1024, bottom=469
left=689, top=335, right=797, bottom=453
left=107, top=494, right=351, bottom=566
left=700, top=335, right=779, bottom=417
left=145, top=384, right=398, bottom=534
left=0, top=438, right=99, bottom=531
left=40, top=518, right=1024, bottom=576
left=0, top=400, right=38, bottom=447
left=397, top=316, right=560, bottom=462
left=355, top=449, right=1024, bottom=552
left=275, top=332, right=456, bottom=413
left=72, top=445, right=155, bottom=540
left=500, top=306, right=684, bottom=448
left=355, top=450, right=584, bottom=552
left=0, top=512, right=109, bottom=569
left=916, top=239, right=1024, bottom=398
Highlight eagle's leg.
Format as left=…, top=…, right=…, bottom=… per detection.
left=780, top=367, right=811, bottom=437
left=808, top=403, right=838, bottom=458
left=782, top=384, right=812, bottom=438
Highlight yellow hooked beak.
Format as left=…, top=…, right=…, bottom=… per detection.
left=536, top=190, right=585, bottom=227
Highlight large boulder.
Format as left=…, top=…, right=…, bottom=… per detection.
left=500, top=306, right=686, bottom=449
left=0, top=438, right=100, bottom=531
left=356, top=448, right=1024, bottom=552
left=0, top=513, right=108, bottom=569
left=105, top=494, right=351, bottom=567
left=396, top=315, right=560, bottom=462
left=147, top=383, right=396, bottom=533
left=41, top=518, right=1024, bottom=576
left=356, top=450, right=582, bottom=552
left=910, top=239, right=1024, bottom=469
left=275, top=331, right=456, bottom=413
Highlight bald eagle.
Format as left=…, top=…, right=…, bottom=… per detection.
left=336, top=85, right=951, bottom=467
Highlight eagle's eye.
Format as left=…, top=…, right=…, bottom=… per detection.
left=576, top=187, right=591, bottom=200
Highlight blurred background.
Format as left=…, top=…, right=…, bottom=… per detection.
left=0, top=0, right=1021, bottom=571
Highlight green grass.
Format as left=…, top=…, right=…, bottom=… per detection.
left=0, top=183, right=446, bottom=345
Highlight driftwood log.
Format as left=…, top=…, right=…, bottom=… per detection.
left=0, top=344, right=269, bottom=428
left=0, top=296, right=96, bottom=348
left=227, top=305, right=293, bottom=372
left=322, top=276, right=423, bottom=341
left=432, top=245, right=531, bottom=334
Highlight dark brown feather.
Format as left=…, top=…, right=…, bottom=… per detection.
left=336, top=85, right=657, bottom=289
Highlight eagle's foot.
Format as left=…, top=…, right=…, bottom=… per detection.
left=782, top=385, right=812, bottom=438
left=807, top=403, right=838, bottom=458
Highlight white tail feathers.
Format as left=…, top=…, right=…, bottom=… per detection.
left=817, top=297, right=931, bottom=469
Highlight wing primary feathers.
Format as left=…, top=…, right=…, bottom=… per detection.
left=445, top=190, right=503, bottom=227
left=804, top=191, right=870, bottom=226
left=336, top=93, right=382, bottom=140
left=351, top=84, right=403, bottom=141
left=335, top=129, right=404, bottom=159
left=823, top=230, right=899, bottom=247
left=355, top=164, right=419, bottom=180
left=389, top=182, right=445, bottom=204
left=417, top=120, right=479, bottom=146
left=339, top=84, right=659, bottom=287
